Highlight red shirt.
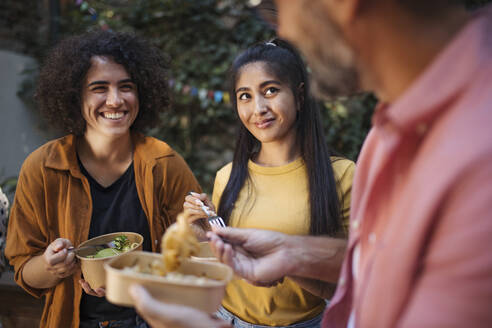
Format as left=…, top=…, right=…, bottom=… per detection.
left=323, top=6, right=492, bottom=328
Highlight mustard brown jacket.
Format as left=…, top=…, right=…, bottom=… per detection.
left=5, top=133, right=201, bottom=328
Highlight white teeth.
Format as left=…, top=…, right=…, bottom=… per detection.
left=103, top=112, right=124, bottom=119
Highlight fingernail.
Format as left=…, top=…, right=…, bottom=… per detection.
left=190, top=192, right=200, bottom=197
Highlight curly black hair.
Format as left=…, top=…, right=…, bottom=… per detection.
left=35, top=30, right=170, bottom=136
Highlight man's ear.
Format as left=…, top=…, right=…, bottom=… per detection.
left=322, top=0, right=362, bottom=27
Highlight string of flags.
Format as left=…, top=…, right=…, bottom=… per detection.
left=75, top=0, right=231, bottom=106
left=74, top=1, right=340, bottom=111
left=169, top=79, right=231, bottom=105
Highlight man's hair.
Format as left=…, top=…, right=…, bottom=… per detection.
left=36, top=30, right=171, bottom=136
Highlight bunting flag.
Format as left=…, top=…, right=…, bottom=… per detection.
left=214, top=91, right=223, bottom=103
left=223, top=93, right=230, bottom=104
left=182, top=85, right=191, bottom=94
left=77, top=1, right=98, bottom=21
left=171, top=84, right=230, bottom=105
left=198, top=88, right=207, bottom=101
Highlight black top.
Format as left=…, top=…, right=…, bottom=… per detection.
left=78, top=159, right=152, bottom=322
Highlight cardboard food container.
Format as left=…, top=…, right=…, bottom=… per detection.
left=104, top=251, right=233, bottom=313
left=191, top=241, right=218, bottom=262
left=76, top=232, right=143, bottom=290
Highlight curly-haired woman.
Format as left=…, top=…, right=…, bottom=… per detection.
left=5, top=31, right=201, bottom=328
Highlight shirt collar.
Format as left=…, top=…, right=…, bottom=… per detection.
left=132, top=132, right=174, bottom=164
left=44, top=134, right=79, bottom=172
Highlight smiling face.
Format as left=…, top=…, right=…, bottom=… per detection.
left=235, top=61, right=299, bottom=148
left=81, top=56, right=139, bottom=140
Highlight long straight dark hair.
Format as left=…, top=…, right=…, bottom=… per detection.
left=218, top=39, right=342, bottom=236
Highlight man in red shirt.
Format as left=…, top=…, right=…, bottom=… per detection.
left=131, top=1, right=492, bottom=327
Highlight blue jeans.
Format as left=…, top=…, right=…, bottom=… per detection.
left=79, top=315, right=149, bottom=328
left=216, top=306, right=323, bottom=328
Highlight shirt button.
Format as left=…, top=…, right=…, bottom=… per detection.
left=351, top=220, right=359, bottom=230
left=339, top=276, right=346, bottom=287
left=369, top=233, right=377, bottom=244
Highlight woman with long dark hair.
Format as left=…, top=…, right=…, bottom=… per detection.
left=184, top=39, right=354, bottom=328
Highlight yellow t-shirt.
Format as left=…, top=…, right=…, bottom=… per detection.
left=212, top=156, right=355, bottom=326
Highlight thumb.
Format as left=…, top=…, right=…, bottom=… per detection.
left=130, top=284, right=162, bottom=317
left=190, top=192, right=208, bottom=202
left=52, top=238, right=70, bottom=252
left=129, top=284, right=147, bottom=304
left=203, top=198, right=215, bottom=211
left=130, top=284, right=186, bottom=324
left=210, top=227, right=251, bottom=245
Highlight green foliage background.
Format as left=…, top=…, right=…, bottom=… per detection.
left=63, top=0, right=280, bottom=191
left=3, top=0, right=377, bottom=192
left=2, top=0, right=489, bottom=191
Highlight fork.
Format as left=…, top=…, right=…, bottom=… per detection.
left=195, top=199, right=226, bottom=228
left=67, top=240, right=116, bottom=254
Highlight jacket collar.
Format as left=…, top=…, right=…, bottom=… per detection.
left=44, top=132, right=174, bottom=173
left=132, top=132, right=175, bottom=164
left=44, top=134, right=80, bottom=175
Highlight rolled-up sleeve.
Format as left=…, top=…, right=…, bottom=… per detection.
left=5, top=158, right=49, bottom=298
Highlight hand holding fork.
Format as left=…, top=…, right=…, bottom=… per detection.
left=184, top=192, right=226, bottom=228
